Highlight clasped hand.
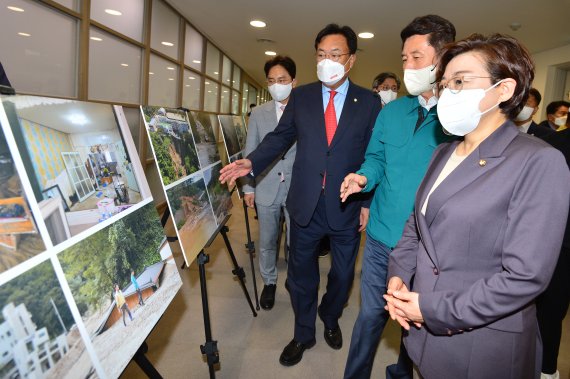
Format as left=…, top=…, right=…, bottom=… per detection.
left=384, top=277, right=424, bottom=330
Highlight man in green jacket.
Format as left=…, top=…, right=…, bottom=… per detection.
left=341, top=15, right=456, bottom=379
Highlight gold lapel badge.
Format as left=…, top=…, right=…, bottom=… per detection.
left=354, top=98, right=358, bottom=102
left=479, top=159, right=486, bottom=167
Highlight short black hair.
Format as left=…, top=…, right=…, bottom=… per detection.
left=264, top=55, right=296, bottom=79
left=400, top=15, right=456, bottom=53
left=528, top=88, right=542, bottom=106
left=314, top=24, right=357, bottom=54
left=372, top=72, right=401, bottom=90
left=546, top=100, right=570, bottom=115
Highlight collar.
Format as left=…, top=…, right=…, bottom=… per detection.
left=322, top=79, right=350, bottom=96
left=275, top=100, right=286, bottom=111
left=517, top=120, right=532, bottom=133
left=418, top=94, right=438, bottom=111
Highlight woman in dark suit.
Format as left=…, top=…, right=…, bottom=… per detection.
left=384, top=34, right=570, bottom=379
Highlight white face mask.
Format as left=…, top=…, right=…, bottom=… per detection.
left=404, top=65, right=437, bottom=96
left=268, top=82, right=293, bottom=102
left=437, top=80, right=505, bottom=136
left=317, top=58, right=350, bottom=86
left=554, top=115, right=567, bottom=127
left=378, top=90, right=398, bottom=105
left=514, top=105, right=534, bottom=122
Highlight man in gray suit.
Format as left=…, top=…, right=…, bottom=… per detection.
left=243, top=56, right=297, bottom=310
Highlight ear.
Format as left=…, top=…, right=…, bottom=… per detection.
left=291, top=78, right=297, bottom=88
left=348, top=54, right=356, bottom=69
left=498, top=78, right=516, bottom=102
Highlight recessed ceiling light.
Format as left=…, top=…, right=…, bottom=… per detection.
left=149, top=72, right=154, bottom=75
left=161, top=41, right=174, bottom=46
left=7, top=6, right=24, bottom=12
left=192, top=60, right=201, bottom=64
left=214, top=71, right=219, bottom=75
left=185, top=84, right=190, bottom=87
left=121, top=63, right=129, bottom=67
left=18, top=32, right=30, bottom=37
left=223, top=90, right=228, bottom=93
left=265, top=51, right=277, bottom=56
left=205, top=81, right=210, bottom=85
left=250, top=20, right=266, bottom=28
left=188, top=76, right=196, bottom=80
left=358, top=32, right=374, bottom=39
left=168, top=78, right=174, bottom=81
left=167, top=67, right=175, bottom=70
left=90, top=36, right=102, bottom=41
left=208, top=90, right=212, bottom=93
left=105, top=9, right=122, bottom=16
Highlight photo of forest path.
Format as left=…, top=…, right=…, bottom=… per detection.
left=167, top=173, right=217, bottom=264
left=203, top=162, right=232, bottom=225
left=141, top=106, right=200, bottom=185
left=0, top=260, right=95, bottom=379
left=190, top=112, right=222, bottom=168
left=58, top=202, right=182, bottom=378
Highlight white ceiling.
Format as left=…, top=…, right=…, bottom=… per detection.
left=168, top=0, right=570, bottom=91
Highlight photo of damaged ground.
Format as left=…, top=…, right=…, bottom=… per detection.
left=0, top=259, right=95, bottom=379
left=217, top=115, right=241, bottom=159
left=203, top=162, right=232, bottom=225
left=166, top=172, right=217, bottom=264
left=57, top=202, right=182, bottom=378
left=141, top=106, right=200, bottom=186
left=189, top=111, right=222, bottom=169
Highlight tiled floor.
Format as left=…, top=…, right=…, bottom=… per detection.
left=121, top=193, right=570, bottom=378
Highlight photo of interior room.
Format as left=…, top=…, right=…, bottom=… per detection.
left=1, top=96, right=149, bottom=246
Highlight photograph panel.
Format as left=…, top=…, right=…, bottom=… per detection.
left=232, top=115, right=247, bottom=150
left=217, top=115, right=241, bottom=159
left=141, top=106, right=200, bottom=186
left=57, top=202, right=182, bottom=378
left=0, top=95, right=149, bottom=247
left=0, top=260, right=96, bottom=379
left=203, top=162, right=232, bottom=225
left=0, top=125, right=47, bottom=274
left=166, top=172, right=217, bottom=264
left=189, top=111, right=221, bottom=168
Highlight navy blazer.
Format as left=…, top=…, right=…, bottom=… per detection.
left=527, top=120, right=553, bottom=138
left=388, top=122, right=570, bottom=378
left=248, top=80, right=381, bottom=230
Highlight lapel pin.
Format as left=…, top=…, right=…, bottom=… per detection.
left=354, top=98, right=358, bottom=102
left=479, top=159, right=486, bottom=167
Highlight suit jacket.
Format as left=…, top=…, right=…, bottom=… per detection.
left=527, top=120, right=553, bottom=138
left=543, top=128, right=570, bottom=247
left=242, top=100, right=296, bottom=206
left=388, top=122, right=570, bottom=378
left=248, top=80, right=381, bottom=230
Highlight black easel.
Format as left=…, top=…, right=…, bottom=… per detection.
left=132, top=342, right=163, bottom=378
left=242, top=197, right=260, bottom=310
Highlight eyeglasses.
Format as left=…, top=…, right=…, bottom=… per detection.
left=435, top=75, right=492, bottom=96
left=267, top=78, right=292, bottom=86
left=315, top=51, right=351, bottom=62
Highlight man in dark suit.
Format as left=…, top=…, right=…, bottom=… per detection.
left=220, top=24, right=381, bottom=366
left=537, top=128, right=570, bottom=379
left=514, top=87, right=553, bottom=138
left=539, top=100, right=570, bottom=131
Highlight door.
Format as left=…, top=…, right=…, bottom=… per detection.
left=61, top=152, right=95, bottom=202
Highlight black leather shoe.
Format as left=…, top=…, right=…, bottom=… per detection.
left=318, top=307, right=342, bottom=349
left=279, top=339, right=316, bottom=366
left=260, top=284, right=277, bottom=310
left=323, top=326, right=342, bottom=349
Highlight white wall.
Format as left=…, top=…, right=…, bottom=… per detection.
left=532, top=43, right=570, bottom=120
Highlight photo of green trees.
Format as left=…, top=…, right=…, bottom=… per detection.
left=142, top=106, right=200, bottom=186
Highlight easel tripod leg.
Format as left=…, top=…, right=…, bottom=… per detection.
left=243, top=200, right=260, bottom=310
left=197, top=251, right=219, bottom=378
left=220, top=226, right=258, bottom=317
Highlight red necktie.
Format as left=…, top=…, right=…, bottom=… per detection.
left=325, top=90, right=337, bottom=145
